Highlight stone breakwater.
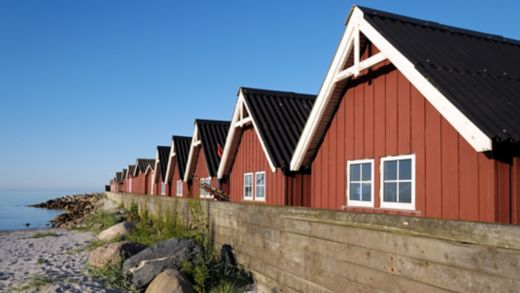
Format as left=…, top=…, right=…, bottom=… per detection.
left=30, top=193, right=103, bottom=228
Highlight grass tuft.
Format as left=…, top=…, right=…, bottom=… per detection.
left=12, top=275, right=54, bottom=292
left=30, top=232, right=59, bottom=239
left=87, top=261, right=136, bottom=292
left=79, top=209, right=122, bottom=233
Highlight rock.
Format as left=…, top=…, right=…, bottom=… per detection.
left=88, top=241, right=146, bottom=268
left=102, top=199, right=122, bottom=214
left=97, top=222, right=133, bottom=242
left=145, top=269, right=193, bottom=293
left=123, top=238, right=201, bottom=288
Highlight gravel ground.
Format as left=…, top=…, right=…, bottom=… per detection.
left=0, top=229, right=118, bottom=293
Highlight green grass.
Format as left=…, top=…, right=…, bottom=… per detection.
left=30, top=232, right=59, bottom=239
left=12, top=276, right=54, bottom=291
left=88, top=261, right=136, bottom=292
left=36, top=258, right=48, bottom=265
left=79, top=209, right=123, bottom=233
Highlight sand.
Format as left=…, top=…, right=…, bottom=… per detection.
left=0, top=229, right=118, bottom=293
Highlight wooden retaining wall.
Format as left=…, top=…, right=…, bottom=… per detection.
left=106, top=192, right=520, bottom=293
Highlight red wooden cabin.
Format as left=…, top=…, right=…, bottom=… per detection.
left=132, top=158, right=155, bottom=195
left=124, top=165, right=136, bottom=193
left=151, top=146, right=170, bottom=195
left=164, top=136, right=192, bottom=197
left=184, top=120, right=230, bottom=199
left=218, top=87, right=316, bottom=206
left=290, top=6, right=520, bottom=224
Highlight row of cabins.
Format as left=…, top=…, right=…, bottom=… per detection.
left=110, top=6, right=520, bottom=225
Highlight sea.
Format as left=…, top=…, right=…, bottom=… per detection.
left=0, top=189, right=99, bottom=231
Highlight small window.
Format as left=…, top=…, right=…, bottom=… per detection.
left=176, top=180, right=183, bottom=197
left=347, top=159, right=374, bottom=207
left=380, top=155, right=415, bottom=210
left=255, top=172, right=266, bottom=201
left=244, top=173, right=253, bottom=200
left=200, top=177, right=211, bottom=198
left=161, top=182, right=166, bottom=195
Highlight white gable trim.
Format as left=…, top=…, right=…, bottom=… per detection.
left=164, top=139, right=177, bottom=184
left=217, top=90, right=276, bottom=179
left=290, top=6, right=492, bottom=171
left=184, top=125, right=200, bottom=182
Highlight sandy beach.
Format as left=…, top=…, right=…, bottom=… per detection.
left=0, top=229, right=115, bottom=293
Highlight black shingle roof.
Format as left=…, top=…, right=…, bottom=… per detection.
left=157, top=146, right=170, bottom=181
left=173, top=136, right=192, bottom=178
left=115, top=172, right=123, bottom=183
left=358, top=6, right=520, bottom=144
left=128, top=165, right=136, bottom=178
left=196, top=120, right=230, bottom=177
left=241, top=87, right=316, bottom=170
left=122, top=168, right=128, bottom=181
left=136, top=158, right=155, bottom=175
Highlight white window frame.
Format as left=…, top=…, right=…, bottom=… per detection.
left=161, top=182, right=166, bottom=195
left=129, top=178, right=133, bottom=193
left=176, top=180, right=183, bottom=197
left=346, top=159, right=374, bottom=208
left=243, top=173, right=253, bottom=200
left=380, top=154, right=416, bottom=210
left=254, top=171, right=266, bottom=202
left=200, top=177, right=212, bottom=199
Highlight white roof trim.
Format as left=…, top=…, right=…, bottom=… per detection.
left=183, top=126, right=199, bottom=182
left=164, top=139, right=176, bottom=184
left=217, top=90, right=276, bottom=179
left=290, top=6, right=492, bottom=171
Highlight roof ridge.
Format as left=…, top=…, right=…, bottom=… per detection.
left=357, top=5, right=520, bottom=47
left=240, top=87, right=316, bottom=100
left=195, top=119, right=230, bottom=125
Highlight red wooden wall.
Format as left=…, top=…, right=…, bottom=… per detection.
left=132, top=172, right=146, bottom=195
left=166, top=161, right=189, bottom=197
left=310, top=44, right=511, bottom=223
left=227, top=127, right=311, bottom=206
left=188, top=147, right=217, bottom=199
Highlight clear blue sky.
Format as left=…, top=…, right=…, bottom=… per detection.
left=1, top=0, right=519, bottom=191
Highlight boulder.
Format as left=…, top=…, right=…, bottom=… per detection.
left=123, top=238, right=201, bottom=288
left=88, top=241, right=146, bottom=268
left=97, top=222, right=133, bottom=242
left=102, top=199, right=122, bottom=214
left=145, top=269, right=193, bottom=293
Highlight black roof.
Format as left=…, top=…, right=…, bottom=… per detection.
left=241, top=87, right=316, bottom=170
left=196, top=119, right=230, bottom=177
left=115, top=172, right=123, bottom=183
left=122, top=168, right=128, bottom=180
left=358, top=6, right=520, bottom=144
left=173, top=135, right=192, bottom=178
left=157, top=146, right=170, bottom=181
left=136, top=158, right=155, bottom=174
left=128, top=165, right=136, bottom=178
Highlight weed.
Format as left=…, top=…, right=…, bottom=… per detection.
left=88, top=261, right=136, bottom=292
left=79, top=210, right=122, bottom=232
left=12, top=275, right=54, bottom=291
left=36, top=258, right=48, bottom=265
left=30, top=231, right=59, bottom=239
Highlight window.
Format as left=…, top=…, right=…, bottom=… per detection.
left=200, top=177, right=212, bottom=198
left=380, top=155, right=415, bottom=210
left=161, top=182, right=166, bottom=195
left=347, top=159, right=374, bottom=207
left=176, top=180, right=183, bottom=197
left=244, top=173, right=253, bottom=200
left=255, top=172, right=266, bottom=201
left=129, top=178, right=133, bottom=193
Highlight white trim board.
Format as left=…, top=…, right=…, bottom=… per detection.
left=290, top=6, right=492, bottom=171
left=217, top=89, right=277, bottom=179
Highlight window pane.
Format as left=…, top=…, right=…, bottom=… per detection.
left=399, top=182, right=412, bottom=203
left=256, top=173, right=265, bottom=185
left=399, top=159, right=412, bottom=180
left=350, top=164, right=360, bottom=181
left=245, top=174, right=252, bottom=185
left=361, top=183, right=371, bottom=201
left=256, top=186, right=265, bottom=199
left=384, top=161, right=397, bottom=180
left=383, top=182, right=397, bottom=202
left=245, top=186, right=252, bottom=198
left=349, top=183, right=361, bottom=201
left=361, top=163, right=371, bottom=180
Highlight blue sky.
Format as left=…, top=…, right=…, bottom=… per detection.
left=0, top=0, right=519, bottom=191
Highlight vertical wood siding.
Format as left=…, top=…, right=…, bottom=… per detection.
left=228, top=127, right=286, bottom=205
left=310, top=44, right=505, bottom=222
left=189, top=147, right=218, bottom=199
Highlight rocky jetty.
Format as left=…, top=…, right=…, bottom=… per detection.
left=30, top=193, right=103, bottom=228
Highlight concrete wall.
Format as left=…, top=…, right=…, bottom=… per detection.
left=106, top=192, right=520, bottom=293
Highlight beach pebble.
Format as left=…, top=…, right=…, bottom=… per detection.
left=97, top=222, right=133, bottom=242
left=145, top=269, right=193, bottom=293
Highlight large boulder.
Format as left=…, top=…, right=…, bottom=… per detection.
left=88, top=241, right=146, bottom=268
left=123, top=238, right=201, bottom=288
left=145, top=269, right=193, bottom=293
left=97, top=222, right=133, bottom=242
left=101, top=199, right=122, bottom=214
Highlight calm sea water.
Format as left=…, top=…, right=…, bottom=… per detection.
left=0, top=189, right=99, bottom=231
